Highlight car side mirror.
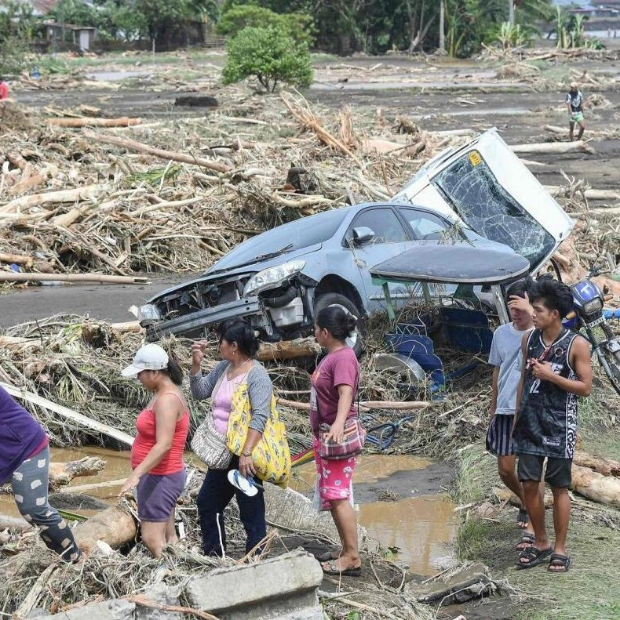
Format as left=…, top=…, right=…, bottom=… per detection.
left=352, top=226, right=375, bottom=246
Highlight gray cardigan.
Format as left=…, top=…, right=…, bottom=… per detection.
left=189, top=360, right=272, bottom=433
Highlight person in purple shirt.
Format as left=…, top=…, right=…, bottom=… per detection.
left=0, top=385, right=81, bottom=562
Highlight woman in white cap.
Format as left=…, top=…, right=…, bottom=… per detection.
left=120, top=343, right=189, bottom=558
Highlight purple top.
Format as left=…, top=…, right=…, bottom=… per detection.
left=0, top=385, right=47, bottom=484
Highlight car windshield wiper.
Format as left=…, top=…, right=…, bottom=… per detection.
left=207, top=244, right=294, bottom=276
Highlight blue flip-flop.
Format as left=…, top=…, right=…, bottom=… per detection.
left=227, top=469, right=263, bottom=497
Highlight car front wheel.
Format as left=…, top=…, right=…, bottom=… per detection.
left=313, top=293, right=364, bottom=358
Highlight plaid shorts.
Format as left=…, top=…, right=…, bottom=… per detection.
left=486, top=414, right=515, bottom=457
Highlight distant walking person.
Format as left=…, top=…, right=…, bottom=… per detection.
left=486, top=278, right=539, bottom=550
left=513, top=278, right=592, bottom=572
left=0, top=385, right=81, bottom=562
left=566, top=81, right=585, bottom=141
left=0, top=77, right=9, bottom=100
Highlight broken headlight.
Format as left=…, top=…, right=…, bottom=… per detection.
left=243, top=260, right=306, bottom=296
left=138, top=304, right=161, bottom=322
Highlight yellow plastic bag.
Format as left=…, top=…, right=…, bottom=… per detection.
left=226, top=384, right=291, bottom=486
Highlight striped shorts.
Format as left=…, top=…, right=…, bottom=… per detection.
left=486, top=414, right=515, bottom=456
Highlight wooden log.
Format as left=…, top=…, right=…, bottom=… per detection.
left=0, top=335, right=42, bottom=352
left=257, top=337, right=322, bottom=361
left=572, top=464, right=620, bottom=508
left=84, top=131, right=232, bottom=174
left=0, top=273, right=149, bottom=284
left=74, top=504, right=137, bottom=555
left=0, top=382, right=134, bottom=447
left=276, top=397, right=429, bottom=412
left=0, top=252, right=33, bottom=267
left=574, top=451, right=620, bottom=477
left=47, top=117, right=141, bottom=127
left=0, top=514, right=33, bottom=531
left=0, top=184, right=104, bottom=214
left=545, top=185, right=620, bottom=201
left=48, top=457, right=107, bottom=488
left=510, top=141, right=595, bottom=155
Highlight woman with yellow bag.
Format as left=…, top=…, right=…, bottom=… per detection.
left=190, top=320, right=289, bottom=557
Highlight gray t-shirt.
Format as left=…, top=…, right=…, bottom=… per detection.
left=489, top=323, right=532, bottom=415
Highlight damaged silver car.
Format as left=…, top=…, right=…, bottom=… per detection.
left=138, top=129, right=573, bottom=348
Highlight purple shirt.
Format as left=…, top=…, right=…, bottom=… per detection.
left=310, top=347, right=359, bottom=436
left=0, top=386, right=47, bottom=484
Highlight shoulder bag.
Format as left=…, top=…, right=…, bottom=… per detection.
left=316, top=390, right=365, bottom=461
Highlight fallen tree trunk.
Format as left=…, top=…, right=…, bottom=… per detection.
left=48, top=457, right=107, bottom=488
left=0, top=185, right=104, bottom=214
left=0, top=273, right=149, bottom=284
left=74, top=504, right=137, bottom=555
left=571, top=464, right=620, bottom=508
left=84, top=131, right=232, bottom=174
left=510, top=140, right=595, bottom=155
left=48, top=117, right=141, bottom=128
left=573, top=451, right=620, bottom=477
left=257, top=338, right=322, bottom=361
left=545, top=185, right=620, bottom=201
left=0, top=382, right=134, bottom=447
left=0, top=514, right=33, bottom=531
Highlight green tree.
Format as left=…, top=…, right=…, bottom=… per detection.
left=222, top=25, right=313, bottom=92
left=0, top=0, right=36, bottom=76
left=217, top=5, right=314, bottom=47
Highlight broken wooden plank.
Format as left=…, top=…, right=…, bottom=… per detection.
left=0, top=382, right=134, bottom=447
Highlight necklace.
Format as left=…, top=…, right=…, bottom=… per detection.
left=227, top=358, right=251, bottom=380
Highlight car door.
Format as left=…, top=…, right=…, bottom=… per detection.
left=344, top=206, right=411, bottom=313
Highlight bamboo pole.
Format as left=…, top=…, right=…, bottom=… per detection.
left=277, top=397, right=429, bottom=412
left=0, top=273, right=149, bottom=284
left=84, top=131, right=232, bottom=173
left=0, top=382, right=134, bottom=447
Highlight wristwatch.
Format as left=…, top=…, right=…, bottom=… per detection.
left=242, top=451, right=252, bottom=457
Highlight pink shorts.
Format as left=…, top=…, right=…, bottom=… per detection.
left=312, top=438, right=357, bottom=510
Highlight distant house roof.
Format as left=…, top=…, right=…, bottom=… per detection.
left=28, top=0, right=60, bottom=15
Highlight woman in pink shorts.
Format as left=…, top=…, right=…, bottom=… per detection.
left=310, top=306, right=362, bottom=576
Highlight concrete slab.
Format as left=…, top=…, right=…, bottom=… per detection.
left=185, top=548, right=324, bottom=620
left=29, top=599, right=136, bottom=620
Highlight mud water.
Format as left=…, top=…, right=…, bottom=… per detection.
left=0, top=450, right=456, bottom=576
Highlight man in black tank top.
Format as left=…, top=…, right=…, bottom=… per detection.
left=513, top=278, right=592, bottom=572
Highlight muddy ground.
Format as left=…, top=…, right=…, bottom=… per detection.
left=4, top=48, right=620, bottom=619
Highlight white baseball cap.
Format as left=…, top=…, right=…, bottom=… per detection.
left=122, top=343, right=169, bottom=377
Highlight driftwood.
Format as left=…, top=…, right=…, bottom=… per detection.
left=84, top=131, right=232, bottom=174
left=545, top=185, right=620, bottom=201
left=0, top=273, right=149, bottom=284
left=0, top=514, right=33, bottom=531
left=74, top=503, right=137, bottom=555
left=0, top=185, right=104, bottom=214
left=48, top=457, right=107, bottom=488
left=47, top=117, right=141, bottom=127
left=571, top=464, right=620, bottom=508
left=0, top=382, right=134, bottom=447
left=510, top=141, right=595, bottom=155
left=0, top=252, right=34, bottom=267
left=256, top=337, right=322, bottom=361
left=573, top=451, right=620, bottom=477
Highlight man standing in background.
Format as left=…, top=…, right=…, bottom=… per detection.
left=566, top=81, right=585, bottom=142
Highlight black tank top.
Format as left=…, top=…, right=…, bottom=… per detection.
left=513, top=328, right=580, bottom=459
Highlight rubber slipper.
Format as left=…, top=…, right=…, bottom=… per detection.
left=547, top=553, right=571, bottom=573
left=227, top=469, right=262, bottom=497
left=322, top=560, right=362, bottom=577
left=317, top=550, right=341, bottom=562
left=516, top=545, right=553, bottom=570
left=517, top=507, right=529, bottom=528
left=515, top=533, right=536, bottom=551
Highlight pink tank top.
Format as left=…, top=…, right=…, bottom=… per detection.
left=212, top=374, right=246, bottom=435
left=131, top=392, right=189, bottom=475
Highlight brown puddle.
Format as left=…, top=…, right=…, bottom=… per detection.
left=291, top=454, right=457, bottom=575
left=1, top=451, right=456, bottom=575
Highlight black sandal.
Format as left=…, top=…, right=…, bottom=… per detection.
left=517, top=507, right=529, bottom=528
left=516, top=545, right=553, bottom=570
left=548, top=553, right=571, bottom=573
left=515, top=533, right=536, bottom=551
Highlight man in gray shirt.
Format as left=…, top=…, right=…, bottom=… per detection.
left=486, top=278, right=535, bottom=549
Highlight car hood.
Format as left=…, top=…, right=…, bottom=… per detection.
left=146, top=243, right=323, bottom=302
left=392, top=128, right=574, bottom=272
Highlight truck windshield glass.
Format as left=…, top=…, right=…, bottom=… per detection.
left=432, top=153, right=555, bottom=268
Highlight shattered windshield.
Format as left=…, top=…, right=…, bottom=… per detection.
left=432, top=152, right=555, bottom=268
